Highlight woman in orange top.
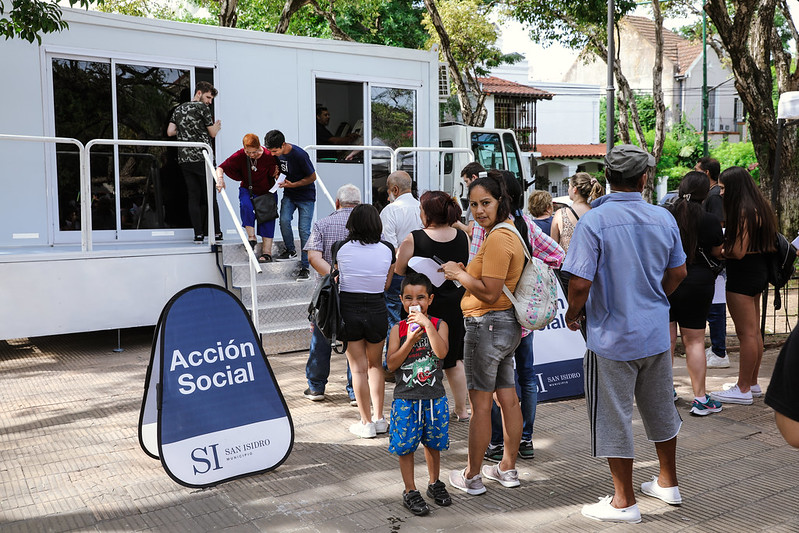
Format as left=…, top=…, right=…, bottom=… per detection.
left=440, top=172, right=525, bottom=495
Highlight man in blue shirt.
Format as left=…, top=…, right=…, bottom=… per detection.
left=563, top=144, right=687, bottom=524
left=266, top=129, right=317, bottom=281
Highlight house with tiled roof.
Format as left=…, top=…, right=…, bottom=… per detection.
left=477, top=75, right=554, bottom=151
left=562, top=16, right=743, bottom=135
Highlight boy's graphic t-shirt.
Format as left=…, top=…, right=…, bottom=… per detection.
left=393, top=317, right=445, bottom=401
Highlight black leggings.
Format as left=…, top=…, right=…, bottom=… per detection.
left=180, top=161, right=220, bottom=237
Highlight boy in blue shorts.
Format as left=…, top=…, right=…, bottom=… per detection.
left=387, top=272, right=452, bottom=516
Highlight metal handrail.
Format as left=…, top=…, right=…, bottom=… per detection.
left=86, top=139, right=264, bottom=330
left=304, top=144, right=396, bottom=210
left=0, top=134, right=88, bottom=250
left=202, top=151, right=263, bottom=333
left=86, top=138, right=218, bottom=251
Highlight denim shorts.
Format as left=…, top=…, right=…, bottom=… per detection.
left=388, top=397, right=450, bottom=456
left=463, top=308, right=522, bottom=392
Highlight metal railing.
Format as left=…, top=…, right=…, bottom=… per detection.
left=0, top=134, right=264, bottom=330
left=307, top=144, right=475, bottom=203
left=304, top=144, right=395, bottom=209
left=0, top=134, right=88, bottom=250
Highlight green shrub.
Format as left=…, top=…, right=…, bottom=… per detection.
left=710, top=141, right=759, bottom=182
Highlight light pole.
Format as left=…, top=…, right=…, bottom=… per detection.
left=606, top=0, right=615, bottom=154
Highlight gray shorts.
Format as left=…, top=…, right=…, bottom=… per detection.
left=463, top=309, right=522, bottom=392
left=584, top=349, right=682, bottom=458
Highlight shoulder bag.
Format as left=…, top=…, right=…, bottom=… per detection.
left=247, top=157, right=278, bottom=223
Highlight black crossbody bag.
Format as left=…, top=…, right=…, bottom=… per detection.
left=247, top=157, right=278, bottom=223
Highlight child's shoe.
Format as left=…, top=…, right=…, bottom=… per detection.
left=402, top=490, right=430, bottom=516
left=426, top=479, right=452, bottom=506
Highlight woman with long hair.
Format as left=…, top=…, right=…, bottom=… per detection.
left=710, top=166, right=777, bottom=405
left=666, top=171, right=724, bottom=415
left=336, top=204, right=395, bottom=438
left=483, top=172, right=565, bottom=462
left=395, top=190, right=471, bottom=421
left=550, top=172, right=604, bottom=251
left=440, top=172, right=526, bottom=494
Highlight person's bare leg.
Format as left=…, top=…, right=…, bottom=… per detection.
left=366, top=340, right=386, bottom=421
left=669, top=321, right=678, bottom=364
left=423, top=447, right=441, bottom=485
left=726, top=292, right=760, bottom=392
left=607, top=458, right=636, bottom=508
left=654, top=437, right=678, bottom=487
left=445, top=361, right=470, bottom=419
left=465, top=389, right=492, bottom=478
left=495, top=386, right=522, bottom=471
left=399, top=453, right=417, bottom=492
left=682, top=327, right=708, bottom=398
left=261, top=236, right=273, bottom=256
left=345, top=340, right=372, bottom=423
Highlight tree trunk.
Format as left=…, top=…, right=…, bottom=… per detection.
left=648, top=0, right=667, bottom=203
left=423, top=0, right=485, bottom=126
left=704, top=0, right=799, bottom=233
left=276, top=0, right=310, bottom=33
left=219, top=0, right=238, bottom=27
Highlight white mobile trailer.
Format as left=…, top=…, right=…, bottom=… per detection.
left=0, top=9, right=440, bottom=341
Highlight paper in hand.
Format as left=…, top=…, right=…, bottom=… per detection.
left=407, top=256, right=447, bottom=287
left=269, top=175, right=286, bottom=193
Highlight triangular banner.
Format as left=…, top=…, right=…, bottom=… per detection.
left=138, top=284, right=293, bottom=487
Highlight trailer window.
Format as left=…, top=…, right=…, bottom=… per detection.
left=470, top=132, right=504, bottom=171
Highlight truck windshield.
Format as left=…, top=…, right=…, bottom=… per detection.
left=471, top=132, right=505, bottom=171
left=503, top=132, right=522, bottom=180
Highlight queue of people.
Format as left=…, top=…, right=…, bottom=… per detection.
left=206, top=109, right=789, bottom=521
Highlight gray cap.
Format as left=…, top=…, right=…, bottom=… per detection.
left=604, top=144, right=656, bottom=179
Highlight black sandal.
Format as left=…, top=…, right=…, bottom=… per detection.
left=248, top=239, right=257, bottom=251
left=258, top=253, right=273, bottom=263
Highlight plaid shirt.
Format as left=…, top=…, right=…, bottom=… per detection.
left=304, top=207, right=354, bottom=265
left=468, top=214, right=565, bottom=268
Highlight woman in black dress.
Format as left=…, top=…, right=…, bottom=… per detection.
left=395, top=190, right=471, bottom=420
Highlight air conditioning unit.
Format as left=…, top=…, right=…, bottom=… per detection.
left=438, top=63, right=450, bottom=102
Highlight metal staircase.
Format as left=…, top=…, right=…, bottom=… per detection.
left=219, top=241, right=314, bottom=354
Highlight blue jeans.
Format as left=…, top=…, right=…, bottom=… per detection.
left=707, top=303, right=727, bottom=356
left=306, top=322, right=354, bottom=399
left=490, top=332, right=537, bottom=444
left=279, top=196, right=313, bottom=269
left=384, top=274, right=404, bottom=365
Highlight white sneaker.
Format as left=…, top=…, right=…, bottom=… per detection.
left=724, top=382, right=762, bottom=397
left=641, top=476, right=682, bottom=505
left=705, top=347, right=730, bottom=368
left=710, top=384, right=753, bottom=405
left=374, top=418, right=388, bottom=434
left=349, top=421, right=376, bottom=439
left=581, top=496, right=641, bottom=523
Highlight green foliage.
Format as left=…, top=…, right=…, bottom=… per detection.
left=599, top=94, right=657, bottom=143
left=711, top=141, right=760, bottom=182
left=423, top=0, right=515, bottom=77
left=507, top=0, right=638, bottom=53
left=0, top=0, right=97, bottom=43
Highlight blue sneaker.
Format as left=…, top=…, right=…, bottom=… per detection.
left=690, top=394, right=722, bottom=416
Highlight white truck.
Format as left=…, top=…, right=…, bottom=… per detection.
left=438, top=123, right=536, bottom=209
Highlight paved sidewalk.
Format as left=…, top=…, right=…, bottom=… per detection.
left=1, top=328, right=798, bottom=532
